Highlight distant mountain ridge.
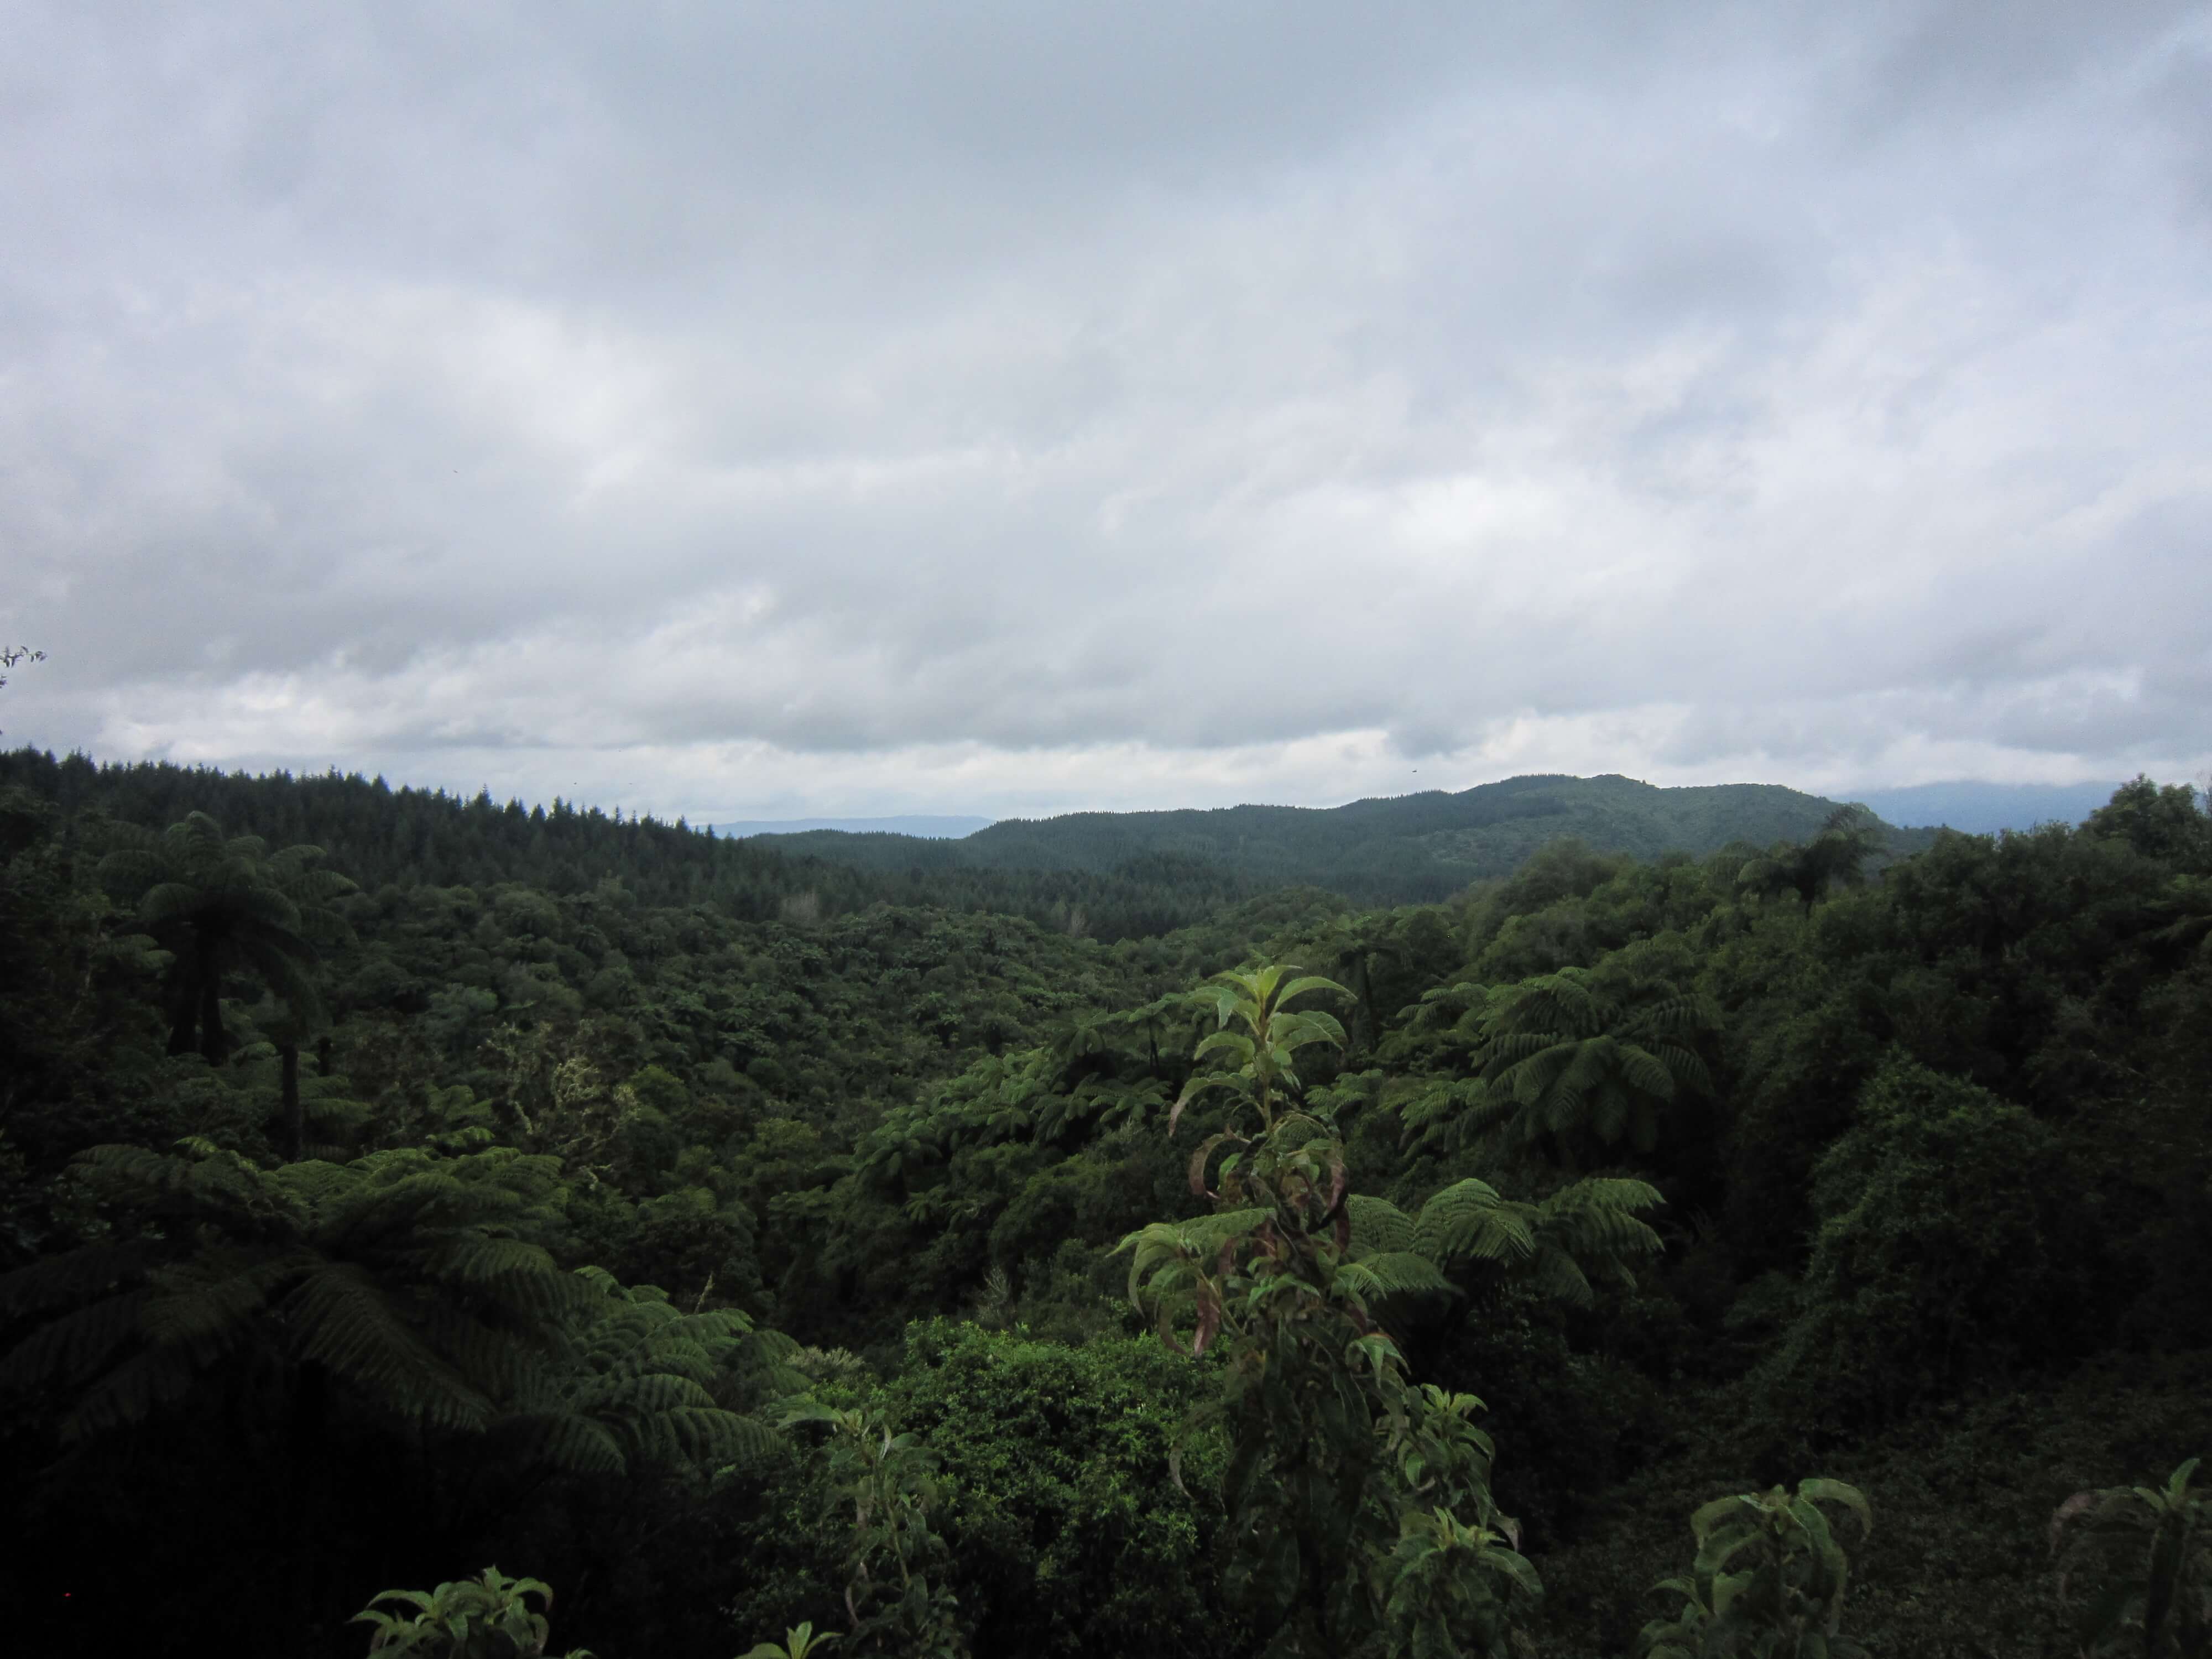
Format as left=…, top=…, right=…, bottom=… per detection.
left=712, top=815, right=991, bottom=839
left=747, top=773, right=1937, bottom=905
left=1849, top=781, right=2122, bottom=834
left=0, top=748, right=1959, bottom=925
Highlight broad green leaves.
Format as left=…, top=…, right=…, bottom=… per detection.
left=1170, top=964, right=1351, bottom=1134
left=1639, top=1479, right=1872, bottom=1659
left=1120, top=962, right=1543, bottom=1656
left=738, top=1624, right=842, bottom=1659
left=353, top=1567, right=592, bottom=1658
left=774, top=1398, right=969, bottom=1657
left=2052, top=1458, right=2211, bottom=1658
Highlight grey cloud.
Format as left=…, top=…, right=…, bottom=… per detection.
left=3, top=1, right=2209, bottom=814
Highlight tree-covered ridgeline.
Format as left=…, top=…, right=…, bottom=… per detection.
left=744, top=775, right=1939, bottom=906
left=1, top=757, right=2208, bottom=1656
left=0, top=748, right=1258, bottom=943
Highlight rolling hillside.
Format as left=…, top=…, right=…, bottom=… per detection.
left=745, top=773, right=1933, bottom=905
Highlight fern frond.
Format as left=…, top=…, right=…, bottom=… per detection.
left=270, top=1161, right=359, bottom=1206
left=682, top=1408, right=782, bottom=1468
left=0, top=1243, right=158, bottom=1318
left=1166, top=1208, right=1274, bottom=1253
left=533, top=1412, right=629, bottom=1475
left=1339, top=1251, right=1454, bottom=1300
left=0, top=1288, right=150, bottom=1393
left=1346, top=1194, right=1417, bottom=1255
left=140, top=1249, right=317, bottom=1349
left=1522, top=1249, right=1597, bottom=1307
left=59, top=1339, right=204, bottom=1439
left=580, top=1373, right=717, bottom=1417
left=1413, top=1181, right=1535, bottom=1265
left=422, top=1305, right=543, bottom=1399
left=284, top=1263, right=493, bottom=1431
left=76, top=1143, right=273, bottom=1214
left=1543, top=1178, right=1667, bottom=1258
left=425, top=1236, right=562, bottom=1288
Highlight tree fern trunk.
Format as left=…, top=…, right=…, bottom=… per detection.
left=196, top=931, right=225, bottom=1065
left=166, top=995, right=197, bottom=1057
left=286, top=1360, right=327, bottom=1655
left=280, top=1043, right=302, bottom=1162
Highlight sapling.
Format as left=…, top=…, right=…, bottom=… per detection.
left=1637, top=1478, right=1872, bottom=1659
left=2052, top=1457, right=2210, bottom=1658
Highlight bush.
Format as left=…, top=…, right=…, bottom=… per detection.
left=883, top=1319, right=1237, bottom=1659
left=1764, top=1057, right=2093, bottom=1424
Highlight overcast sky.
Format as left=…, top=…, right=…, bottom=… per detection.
left=3, top=1, right=2208, bottom=821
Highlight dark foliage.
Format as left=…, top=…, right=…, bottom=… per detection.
left=1, top=757, right=2206, bottom=1656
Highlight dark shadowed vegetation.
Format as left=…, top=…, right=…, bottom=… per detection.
left=2, top=748, right=2207, bottom=1656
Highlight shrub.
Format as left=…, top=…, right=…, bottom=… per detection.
left=884, top=1319, right=1232, bottom=1659
left=1763, top=1058, right=2089, bottom=1423
left=2052, top=1457, right=2211, bottom=1657
left=1637, top=1478, right=1872, bottom=1659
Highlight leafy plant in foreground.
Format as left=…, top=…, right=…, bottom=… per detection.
left=1637, top=1478, right=1872, bottom=1659
left=1120, top=964, right=1545, bottom=1656
left=2052, top=1457, right=2211, bottom=1657
left=776, top=1397, right=968, bottom=1656
left=1383, top=1507, right=1543, bottom=1659
left=738, top=1622, right=842, bottom=1659
left=354, top=1567, right=593, bottom=1657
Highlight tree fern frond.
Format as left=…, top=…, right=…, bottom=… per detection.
left=1413, top=1181, right=1536, bottom=1265
left=76, top=1144, right=286, bottom=1226
left=0, top=1289, right=150, bottom=1394
left=659, top=1405, right=779, bottom=1466
left=532, top=1412, right=629, bottom=1475
left=579, top=1373, right=717, bottom=1418
left=59, top=1340, right=204, bottom=1440
left=422, top=1305, right=544, bottom=1399
left=1522, top=1249, right=1597, bottom=1307
left=1346, top=1194, right=1417, bottom=1255
left=284, top=1263, right=493, bottom=1431
left=1541, top=1178, right=1666, bottom=1260
left=0, top=1243, right=158, bottom=1318
left=1613, top=1044, right=1678, bottom=1100
left=1168, top=1208, right=1274, bottom=1253
left=140, top=1249, right=317, bottom=1349
left=425, top=1235, right=562, bottom=1288
left=1340, top=1251, right=1454, bottom=1300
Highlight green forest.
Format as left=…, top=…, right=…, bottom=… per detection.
left=2, top=744, right=2208, bottom=1658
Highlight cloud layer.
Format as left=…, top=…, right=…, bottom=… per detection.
left=3, top=1, right=2209, bottom=818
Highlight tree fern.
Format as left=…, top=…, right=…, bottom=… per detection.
left=97, top=811, right=358, bottom=1065
left=0, top=1138, right=792, bottom=1467
left=1410, top=1175, right=1664, bottom=1305
left=1345, top=1193, right=1418, bottom=1255
left=1423, top=962, right=1720, bottom=1166
left=1338, top=1250, right=1454, bottom=1302
left=503, top=1274, right=789, bottom=1477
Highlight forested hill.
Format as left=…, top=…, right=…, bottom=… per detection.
left=0, top=749, right=1245, bottom=941
left=749, top=773, right=1933, bottom=904
left=0, top=752, right=1925, bottom=934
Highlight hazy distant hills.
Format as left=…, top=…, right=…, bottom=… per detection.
left=708, top=815, right=992, bottom=839
left=1849, top=781, right=2121, bottom=834
left=739, top=774, right=1939, bottom=906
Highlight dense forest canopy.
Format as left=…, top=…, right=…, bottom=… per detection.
left=2, top=747, right=2208, bottom=1657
